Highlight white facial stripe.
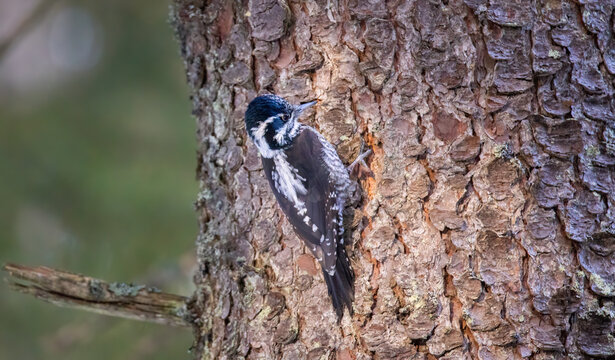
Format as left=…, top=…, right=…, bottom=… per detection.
left=252, top=115, right=279, bottom=139
left=251, top=114, right=284, bottom=159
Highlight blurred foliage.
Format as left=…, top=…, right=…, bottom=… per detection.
left=0, top=1, right=196, bottom=359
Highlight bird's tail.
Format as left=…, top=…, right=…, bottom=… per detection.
left=322, top=248, right=354, bottom=320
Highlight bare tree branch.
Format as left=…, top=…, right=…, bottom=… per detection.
left=3, top=263, right=192, bottom=328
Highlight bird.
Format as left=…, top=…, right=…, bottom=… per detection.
left=244, top=94, right=369, bottom=319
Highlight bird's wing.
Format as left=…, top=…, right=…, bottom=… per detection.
left=261, top=127, right=342, bottom=273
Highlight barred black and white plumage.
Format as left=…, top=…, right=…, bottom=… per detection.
left=244, top=94, right=354, bottom=319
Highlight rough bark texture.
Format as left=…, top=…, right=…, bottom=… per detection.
left=172, top=0, right=615, bottom=359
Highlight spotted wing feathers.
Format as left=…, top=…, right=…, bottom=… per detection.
left=261, top=126, right=354, bottom=318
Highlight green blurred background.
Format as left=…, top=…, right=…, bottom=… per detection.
left=0, top=1, right=197, bottom=359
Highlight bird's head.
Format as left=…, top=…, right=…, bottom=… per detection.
left=245, top=94, right=317, bottom=156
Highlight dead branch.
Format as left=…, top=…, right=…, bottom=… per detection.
left=3, top=263, right=191, bottom=328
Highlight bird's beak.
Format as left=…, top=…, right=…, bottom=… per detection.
left=295, top=100, right=318, bottom=114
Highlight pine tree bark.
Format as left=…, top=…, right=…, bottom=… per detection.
left=172, top=1, right=615, bottom=359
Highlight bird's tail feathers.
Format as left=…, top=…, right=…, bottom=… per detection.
left=322, top=249, right=354, bottom=320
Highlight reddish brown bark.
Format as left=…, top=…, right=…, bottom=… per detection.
left=173, top=0, right=615, bottom=359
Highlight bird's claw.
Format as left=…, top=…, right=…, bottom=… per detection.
left=348, top=145, right=373, bottom=178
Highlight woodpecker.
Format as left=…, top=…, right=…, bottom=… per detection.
left=244, top=94, right=367, bottom=319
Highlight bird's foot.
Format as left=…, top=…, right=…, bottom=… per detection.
left=348, top=145, right=373, bottom=178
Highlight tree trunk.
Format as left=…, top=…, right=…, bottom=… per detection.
left=172, top=0, right=615, bottom=359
